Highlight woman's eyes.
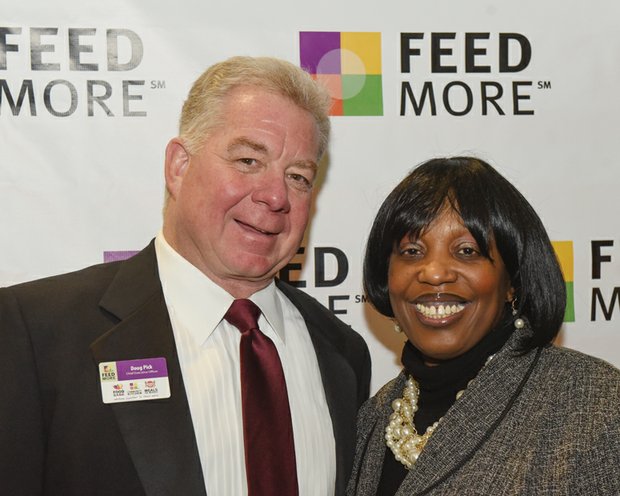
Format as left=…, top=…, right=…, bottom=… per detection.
left=397, top=244, right=481, bottom=258
left=399, top=245, right=423, bottom=257
left=457, top=246, right=479, bottom=256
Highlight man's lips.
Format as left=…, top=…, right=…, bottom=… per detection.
left=235, top=219, right=279, bottom=236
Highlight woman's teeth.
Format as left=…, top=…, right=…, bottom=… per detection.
left=415, top=303, right=465, bottom=319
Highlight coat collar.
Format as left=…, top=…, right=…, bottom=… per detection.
left=91, top=242, right=207, bottom=496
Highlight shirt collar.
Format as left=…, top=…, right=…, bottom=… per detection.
left=155, top=231, right=285, bottom=345
left=251, top=282, right=285, bottom=343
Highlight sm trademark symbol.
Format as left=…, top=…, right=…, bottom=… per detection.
left=150, top=80, right=166, bottom=89
left=537, top=81, right=552, bottom=89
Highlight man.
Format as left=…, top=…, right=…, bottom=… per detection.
left=0, top=56, right=371, bottom=496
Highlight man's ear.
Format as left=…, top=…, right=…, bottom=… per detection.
left=164, top=138, right=190, bottom=200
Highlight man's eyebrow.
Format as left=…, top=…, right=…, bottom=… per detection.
left=227, top=137, right=318, bottom=171
left=290, top=160, right=318, bottom=173
left=227, top=137, right=268, bottom=154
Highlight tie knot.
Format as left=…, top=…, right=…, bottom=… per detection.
left=224, top=299, right=261, bottom=334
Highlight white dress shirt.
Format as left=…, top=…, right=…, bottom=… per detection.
left=155, top=232, right=336, bottom=495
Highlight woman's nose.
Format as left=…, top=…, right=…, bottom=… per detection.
left=417, top=256, right=457, bottom=285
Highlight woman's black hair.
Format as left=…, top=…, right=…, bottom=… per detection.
left=363, top=156, right=566, bottom=350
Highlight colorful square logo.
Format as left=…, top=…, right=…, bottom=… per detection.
left=300, top=31, right=383, bottom=116
left=552, top=241, right=575, bottom=322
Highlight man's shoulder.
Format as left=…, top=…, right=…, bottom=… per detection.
left=276, top=279, right=348, bottom=328
left=276, top=278, right=367, bottom=345
left=3, top=260, right=121, bottom=299
left=1, top=243, right=156, bottom=313
left=0, top=259, right=125, bottom=338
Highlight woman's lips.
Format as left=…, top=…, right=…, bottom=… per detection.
left=412, top=293, right=468, bottom=325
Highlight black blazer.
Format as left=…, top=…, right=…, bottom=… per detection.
left=0, top=241, right=371, bottom=496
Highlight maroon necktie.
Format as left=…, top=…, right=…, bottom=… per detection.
left=224, top=299, right=299, bottom=496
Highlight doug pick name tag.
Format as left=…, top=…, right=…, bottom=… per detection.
left=99, top=357, right=171, bottom=404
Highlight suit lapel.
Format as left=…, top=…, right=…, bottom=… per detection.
left=276, top=281, right=360, bottom=495
left=91, top=243, right=207, bottom=496
left=397, top=337, right=541, bottom=495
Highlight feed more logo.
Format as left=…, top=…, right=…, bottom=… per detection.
left=399, top=32, right=542, bottom=116
left=300, top=30, right=549, bottom=117
left=0, top=27, right=153, bottom=117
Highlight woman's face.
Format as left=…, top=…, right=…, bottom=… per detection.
left=388, top=207, right=513, bottom=365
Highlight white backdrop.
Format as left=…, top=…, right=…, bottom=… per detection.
left=2, top=0, right=620, bottom=392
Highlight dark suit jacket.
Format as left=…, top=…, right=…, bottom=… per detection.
left=0, top=241, right=371, bottom=496
left=346, top=328, right=620, bottom=495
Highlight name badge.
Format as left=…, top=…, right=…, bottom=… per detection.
left=99, top=357, right=171, bottom=404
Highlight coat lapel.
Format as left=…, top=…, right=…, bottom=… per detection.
left=90, top=243, right=207, bottom=496
left=396, top=336, right=541, bottom=495
left=351, top=375, right=408, bottom=496
left=276, top=281, right=361, bottom=495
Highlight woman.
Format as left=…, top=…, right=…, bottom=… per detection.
left=347, top=157, right=620, bottom=495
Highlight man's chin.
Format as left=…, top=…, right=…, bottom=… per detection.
left=226, top=256, right=283, bottom=283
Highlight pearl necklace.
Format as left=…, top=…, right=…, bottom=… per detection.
left=385, top=354, right=495, bottom=469
left=385, top=376, right=438, bottom=468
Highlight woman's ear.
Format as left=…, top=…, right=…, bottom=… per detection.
left=506, top=286, right=516, bottom=305
left=164, top=138, right=190, bottom=200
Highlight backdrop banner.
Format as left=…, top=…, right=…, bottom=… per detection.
left=2, top=0, right=619, bottom=391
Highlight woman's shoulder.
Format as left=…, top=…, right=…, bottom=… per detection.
left=541, top=344, right=620, bottom=379
left=535, top=344, right=620, bottom=401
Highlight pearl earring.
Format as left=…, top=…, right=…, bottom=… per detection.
left=511, top=298, right=525, bottom=329
left=394, top=321, right=402, bottom=333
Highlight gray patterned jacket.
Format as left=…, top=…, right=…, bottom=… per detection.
left=347, top=328, right=620, bottom=495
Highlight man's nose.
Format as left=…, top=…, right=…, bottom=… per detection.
left=251, top=170, right=291, bottom=213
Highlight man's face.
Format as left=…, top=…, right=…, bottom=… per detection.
left=164, top=86, right=320, bottom=297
